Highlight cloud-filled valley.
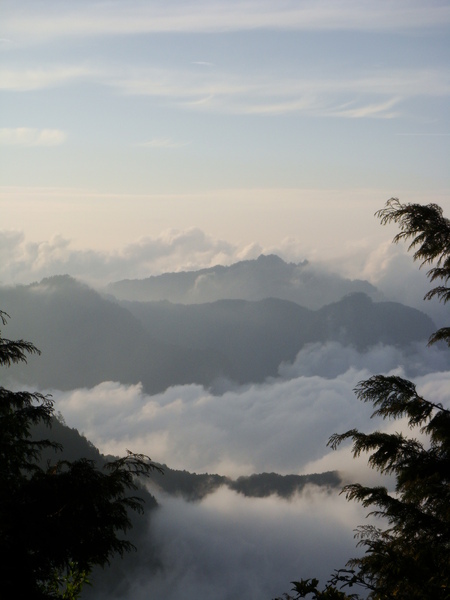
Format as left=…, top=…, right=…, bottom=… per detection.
left=2, top=250, right=449, bottom=598
left=49, top=355, right=449, bottom=479
left=41, top=352, right=450, bottom=600
left=131, top=487, right=369, bottom=600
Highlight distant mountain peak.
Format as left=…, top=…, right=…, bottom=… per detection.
left=254, top=253, right=308, bottom=268
left=340, top=291, right=374, bottom=305
left=106, top=255, right=380, bottom=308
left=256, top=253, right=287, bottom=265
left=29, top=274, right=89, bottom=292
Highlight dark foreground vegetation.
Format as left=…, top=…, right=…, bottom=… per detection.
left=275, top=199, right=450, bottom=599
left=0, top=312, right=163, bottom=598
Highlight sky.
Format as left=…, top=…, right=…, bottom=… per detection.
left=1, top=0, right=450, bottom=277
left=2, top=6, right=450, bottom=596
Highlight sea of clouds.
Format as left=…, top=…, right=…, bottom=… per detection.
left=3, top=226, right=449, bottom=598
left=45, top=342, right=450, bottom=600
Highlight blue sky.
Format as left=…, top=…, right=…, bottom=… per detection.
left=1, top=0, right=450, bottom=276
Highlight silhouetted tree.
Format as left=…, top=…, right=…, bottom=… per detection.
left=0, top=310, right=163, bottom=598
left=274, top=199, right=450, bottom=600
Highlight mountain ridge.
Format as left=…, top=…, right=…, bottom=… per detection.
left=106, top=253, right=381, bottom=307
left=1, top=275, right=435, bottom=393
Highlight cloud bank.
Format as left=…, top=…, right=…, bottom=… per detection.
left=130, top=486, right=369, bottom=600
left=51, top=347, right=450, bottom=479
left=50, top=347, right=450, bottom=600
left=0, top=228, right=258, bottom=287
left=0, top=226, right=446, bottom=326
left=86, top=483, right=371, bottom=600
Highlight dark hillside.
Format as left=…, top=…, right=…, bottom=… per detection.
left=1, top=278, right=435, bottom=393
left=1, top=276, right=229, bottom=393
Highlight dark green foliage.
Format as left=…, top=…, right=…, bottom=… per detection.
left=376, top=197, right=450, bottom=345
left=274, top=199, right=450, bottom=600
left=0, top=310, right=163, bottom=598
left=327, top=378, right=450, bottom=599
left=147, top=466, right=229, bottom=501
left=229, top=471, right=341, bottom=499
left=376, top=198, right=450, bottom=290
left=276, top=577, right=356, bottom=599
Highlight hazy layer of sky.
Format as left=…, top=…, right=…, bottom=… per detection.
left=1, top=0, right=449, bottom=264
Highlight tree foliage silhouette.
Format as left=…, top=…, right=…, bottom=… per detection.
left=0, top=310, right=163, bottom=599
left=274, top=198, right=450, bottom=600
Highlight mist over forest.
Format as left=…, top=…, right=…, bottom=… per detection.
left=2, top=251, right=449, bottom=599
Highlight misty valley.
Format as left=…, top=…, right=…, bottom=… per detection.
left=2, top=253, right=447, bottom=598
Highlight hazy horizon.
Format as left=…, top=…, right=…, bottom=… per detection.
left=2, top=0, right=449, bottom=267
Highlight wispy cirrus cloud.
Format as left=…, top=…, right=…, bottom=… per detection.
left=110, top=66, right=450, bottom=98
left=324, top=96, right=402, bottom=119
left=3, top=63, right=448, bottom=119
left=110, top=66, right=449, bottom=119
left=2, top=1, right=450, bottom=42
left=0, top=127, right=67, bottom=146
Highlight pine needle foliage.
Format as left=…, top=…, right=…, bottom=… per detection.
left=274, top=199, right=450, bottom=600
left=376, top=198, right=450, bottom=345
left=0, top=311, right=163, bottom=599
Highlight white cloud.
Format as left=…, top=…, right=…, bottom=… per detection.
left=0, top=127, right=66, bottom=146
left=51, top=373, right=369, bottom=476
left=0, top=227, right=250, bottom=286
left=326, top=96, right=401, bottom=119
left=45, top=353, right=450, bottom=600
left=354, top=240, right=449, bottom=327
left=278, top=341, right=449, bottom=381
left=132, top=486, right=368, bottom=600
left=50, top=357, right=450, bottom=479
left=0, top=224, right=447, bottom=322
left=235, top=95, right=401, bottom=119
left=0, top=37, right=15, bottom=48
left=86, top=481, right=372, bottom=599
